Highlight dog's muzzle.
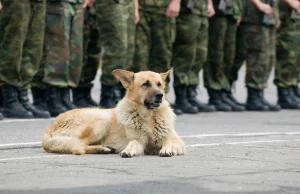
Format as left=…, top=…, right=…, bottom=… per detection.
left=144, top=91, right=163, bottom=109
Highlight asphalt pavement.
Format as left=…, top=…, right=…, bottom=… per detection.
left=0, top=67, right=300, bottom=194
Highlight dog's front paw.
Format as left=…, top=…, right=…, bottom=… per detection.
left=159, top=147, right=173, bottom=157
left=159, top=141, right=185, bottom=157
left=120, top=151, right=132, bottom=158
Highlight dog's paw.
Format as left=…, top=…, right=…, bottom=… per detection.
left=120, top=151, right=132, bottom=158
left=105, top=146, right=116, bottom=154
left=96, top=146, right=116, bottom=154
left=159, top=147, right=173, bottom=157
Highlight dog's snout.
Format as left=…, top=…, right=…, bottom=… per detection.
left=154, top=92, right=163, bottom=100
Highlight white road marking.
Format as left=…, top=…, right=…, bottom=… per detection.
left=0, top=142, right=41, bottom=147
left=180, top=132, right=300, bottom=138
left=0, top=155, right=68, bottom=162
left=0, top=118, right=54, bottom=123
left=185, top=139, right=300, bottom=147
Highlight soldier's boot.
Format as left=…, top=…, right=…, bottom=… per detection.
left=174, top=85, right=198, bottom=114
left=18, top=89, right=51, bottom=118
left=187, top=85, right=215, bottom=112
left=290, top=86, right=300, bottom=104
left=0, top=112, right=3, bottom=120
left=73, top=87, right=98, bottom=108
left=60, top=87, right=77, bottom=110
left=100, top=85, right=117, bottom=108
left=277, top=87, right=300, bottom=109
left=246, top=87, right=269, bottom=111
left=46, top=86, right=68, bottom=117
left=223, top=90, right=246, bottom=107
left=220, top=90, right=245, bottom=112
left=292, top=85, right=300, bottom=98
left=207, top=88, right=232, bottom=112
left=258, top=89, right=281, bottom=111
left=1, top=85, right=33, bottom=118
left=114, top=83, right=126, bottom=103
left=32, top=88, right=48, bottom=111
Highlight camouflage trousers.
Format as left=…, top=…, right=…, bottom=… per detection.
left=172, top=12, right=208, bottom=86
left=204, top=16, right=238, bottom=91
left=244, top=24, right=276, bottom=89
left=33, top=1, right=84, bottom=88
left=95, top=0, right=135, bottom=86
left=134, top=7, right=174, bottom=74
left=78, top=8, right=101, bottom=88
left=0, top=0, right=45, bottom=89
left=274, top=19, right=300, bottom=87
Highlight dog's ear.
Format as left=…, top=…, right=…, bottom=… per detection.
left=112, top=69, right=134, bottom=89
left=160, top=70, right=170, bottom=81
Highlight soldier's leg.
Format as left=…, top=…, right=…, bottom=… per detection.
left=74, top=8, right=100, bottom=108
left=171, top=13, right=199, bottom=114
left=95, top=1, right=134, bottom=108
left=245, top=25, right=280, bottom=111
left=43, top=2, right=72, bottom=116
left=0, top=0, right=33, bottom=118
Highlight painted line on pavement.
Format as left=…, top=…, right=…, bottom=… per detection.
left=180, top=132, right=300, bottom=138
left=0, top=142, right=42, bottom=147
left=185, top=139, right=300, bottom=147
left=0, top=155, right=68, bottom=162
left=0, top=118, right=54, bottom=123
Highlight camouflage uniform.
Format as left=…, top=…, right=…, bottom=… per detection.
left=274, top=1, right=300, bottom=87
left=204, top=0, right=243, bottom=91
left=79, top=7, right=101, bottom=88
left=95, top=0, right=135, bottom=86
left=0, top=0, right=46, bottom=89
left=242, top=0, right=279, bottom=89
left=34, top=0, right=84, bottom=88
left=133, top=0, right=174, bottom=74
left=172, top=0, right=209, bottom=86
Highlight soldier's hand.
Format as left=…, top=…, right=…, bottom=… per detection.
left=286, top=0, right=300, bottom=11
left=0, top=1, right=2, bottom=12
left=276, top=19, right=281, bottom=29
left=207, top=4, right=215, bottom=17
left=83, top=0, right=94, bottom=8
left=166, top=0, right=181, bottom=18
left=135, top=8, right=140, bottom=24
left=257, top=2, right=272, bottom=15
left=237, top=19, right=242, bottom=26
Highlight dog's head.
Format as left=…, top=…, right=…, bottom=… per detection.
left=113, top=69, right=170, bottom=109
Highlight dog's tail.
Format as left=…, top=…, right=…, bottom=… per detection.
left=42, top=133, right=86, bottom=155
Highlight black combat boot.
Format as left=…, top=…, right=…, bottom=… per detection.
left=46, top=86, right=68, bottom=117
left=258, top=89, right=281, bottom=111
left=31, top=88, right=48, bottom=111
left=277, top=87, right=300, bottom=109
left=246, top=87, right=269, bottom=111
left=0, top=112, right=3, bottom=120
left=220, top=90, right=245, bottom=112
left=207, top=88, right=231, bottom=111
left=223, top=89, right=246, bottom=107
left=60, top=87, right=77, bottom=110
left=100, top=85, right=117, bottom=108
left=289, top=86, right=300, bottom=104
left=292, top=85, right=300, bottom=98
left=114, top=83, right=126, bottom=103
left=0, top=88, right=4, bottom=120
left=1, top=85, right=33, bottom=118
left=18, top=89, right=51, bottom=118
left=174, top=85, right=198, bottom=114
left=73, top=87, right=98, bottom=108
left=187, top=85, right=215, bottom=112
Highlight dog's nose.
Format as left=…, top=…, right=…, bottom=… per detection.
left=154, top=92, right=163, bottom=101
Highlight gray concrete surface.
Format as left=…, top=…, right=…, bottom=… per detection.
left=0, top=67, right=300, bottom=194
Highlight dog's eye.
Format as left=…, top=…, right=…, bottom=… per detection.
left=142, top=80, right=151, bottom=88
left=157, top=82, right=162, bottom=87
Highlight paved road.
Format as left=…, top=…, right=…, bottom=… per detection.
left=0, top=67, right=300, bottom=194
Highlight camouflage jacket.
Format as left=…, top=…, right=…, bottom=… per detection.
left=47, top=0, right=83, bottom=3
left=180, top=0, right=208, bottom=17
left=213, top=0, right=243, bottom=19
left=242, top=0, right=279, bottom=26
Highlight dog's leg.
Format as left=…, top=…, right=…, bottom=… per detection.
left=159, top=134, right=185, bottom=157
left=120, top=140, right=144, bottom=158
left=85, top=145, right=116, bottom=154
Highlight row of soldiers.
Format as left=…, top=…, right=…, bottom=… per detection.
left=0, top=0, right=300, bottom=120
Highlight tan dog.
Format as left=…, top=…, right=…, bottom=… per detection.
left=42, top=70, right=185, bottom=157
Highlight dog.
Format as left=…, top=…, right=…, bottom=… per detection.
left=42, top=69, right=185, bottom=157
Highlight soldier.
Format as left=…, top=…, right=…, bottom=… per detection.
left=171, top=0, right=216, bottom=114
left=31, top=0, right=94, bottom=117
left=72, top=7, right=100, bottom=108
left=242, top=0, right=281, bottom=111
left=0, top=0, right=50, bottom=118
left=94, top=0, right=137, bottom=108
left=274, top=0, right=300, bottom=109
left=203, top=0, right=245, bottom=112
left=133, top=0, right=183, bottom=114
